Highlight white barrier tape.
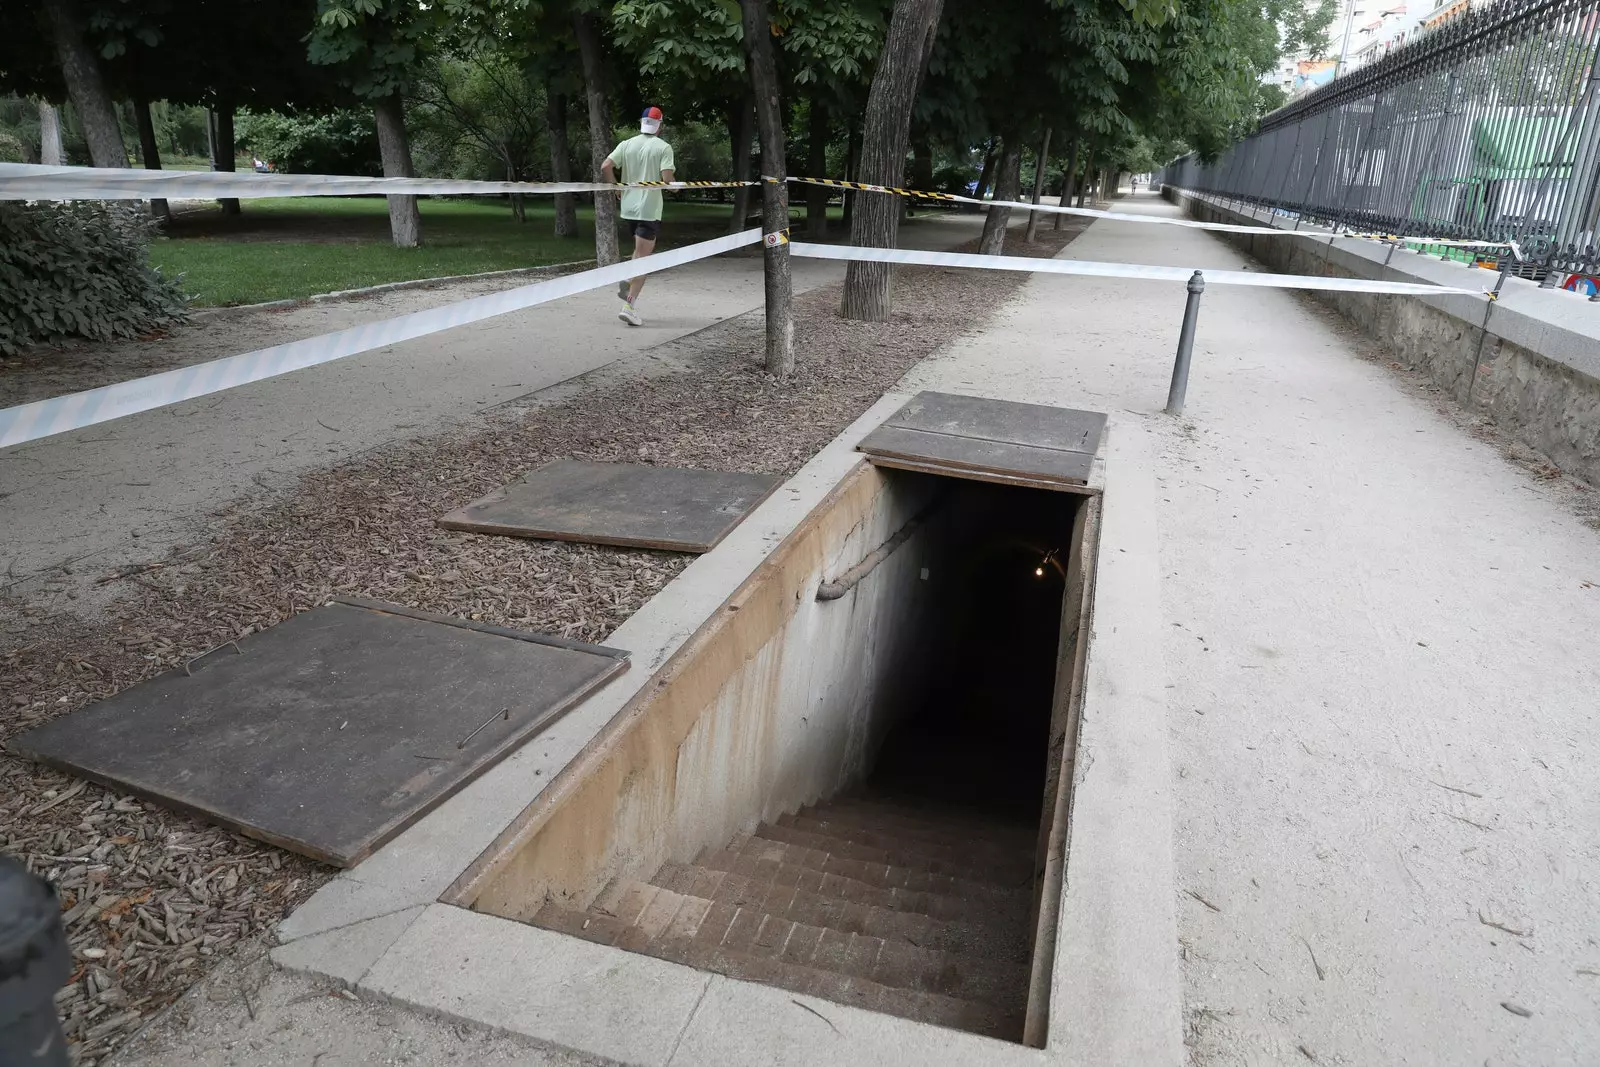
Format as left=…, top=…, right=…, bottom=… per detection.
left=789, top=242, right=1491, bottom=297
left=0, top=164, right=1525, bottom=263
left=0, top=162, right=755, bottom=201
left=0, top=229, right=761, bottom=449
left=782, top=175, right=1331, bottom=236
left=788, top=177, right=1527, bottom=256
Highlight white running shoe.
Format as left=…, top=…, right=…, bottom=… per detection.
left=618, top=302, right=643, bottom=326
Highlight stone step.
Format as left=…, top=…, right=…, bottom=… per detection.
left=534, top=895, right=1021, bottom=1039
left=657, top=855, right=1016, bottom=926
left=668, top=913, right=1024, bottom=1040
left=648, top=864, right=1030, bottom=964
left=724, top=834, right=1031, bottom=902
left=538, top=886, right=1028, bottom=1017
left=762, top=817, right=1033, bottom=886
left=817, top=796, right=1039, bottom=846
left=786, top=805, right=1037, bottom=860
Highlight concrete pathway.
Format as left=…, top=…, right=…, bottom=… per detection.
left=111, top=948, right=589, bottom=1067
left=900, top=194, right=1600, bottom=1065
left=0, top=214, right=986, bottom=603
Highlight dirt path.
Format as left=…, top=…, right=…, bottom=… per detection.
left=2, top=219, right=1089, bottom=1066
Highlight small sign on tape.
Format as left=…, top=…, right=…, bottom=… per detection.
left=763, top=229, right=790, bottom=247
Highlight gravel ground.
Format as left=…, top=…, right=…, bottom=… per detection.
left=1, top=220, right=1089, bottom=1064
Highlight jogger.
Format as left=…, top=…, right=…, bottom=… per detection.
left=602, top=107, right=675, bottom=326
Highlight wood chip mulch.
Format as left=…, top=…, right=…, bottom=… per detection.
left=0, top=219, right=1088, bottom=1064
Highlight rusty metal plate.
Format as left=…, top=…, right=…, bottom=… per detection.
left=439, top=460, right=780, bottom=553
left=9, top=600, right=628, bottom=867
left=857, top=392, right=1105, bottom=486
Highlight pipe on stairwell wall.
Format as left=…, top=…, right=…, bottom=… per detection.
left=816, top=500, right=942, bottom=601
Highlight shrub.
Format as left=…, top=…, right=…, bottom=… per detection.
left=0, top=129, right=27, bottom=163
left=0, top=202, right=188, bottom=356
left=236, top=109, right=381, bottom=176
left=932, top=162, right=978, bottom=195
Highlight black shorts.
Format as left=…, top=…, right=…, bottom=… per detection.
left=622, top=218, right=661, bottom=240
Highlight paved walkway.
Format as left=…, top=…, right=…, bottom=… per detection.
left=902, top=194, right=1600, bottom=1065
left=0, top=214, right=986, bottom=603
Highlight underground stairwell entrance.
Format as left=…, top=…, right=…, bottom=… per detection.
left=450, top=435, right=1102, bottom=1046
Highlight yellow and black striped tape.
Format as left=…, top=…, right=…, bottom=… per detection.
left=777, top=175, right=961, bottom=201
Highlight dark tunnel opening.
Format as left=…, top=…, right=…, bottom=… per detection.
left=865, top=476, right=1083, bottom=831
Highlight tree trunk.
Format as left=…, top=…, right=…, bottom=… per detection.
left=43, top=0, right=126, bottom=167
left=1054, top=137, right=1078, bottom=230
left=975, top=139, right=997, bottom=200
left=840, top=0, right=945, bottom=322
left=206, top=108, right=241, bottom=216
left=742, top=0, right=793, bottom=375
left=38, top=101, right=65, bottom=166
left=546, top=84, right=577, bottom=238
left=373, top=96, right=420, bottom=247
left=574, top=12, right=618, bottom=266
left=1024, top=127, right=1051, bottom=243
left=806, top=98, right=828, bottom=237
left=977, top=139, right=1022, bottom=255
left=133, top=100, right=169, bottom=220
left=727, top=97, right=755, bottom=234
left=501, top=145, right=524, bottom=221
left=1077, top=150, right=1095, bottom=208
left=906, top=134, right=933, bottom=217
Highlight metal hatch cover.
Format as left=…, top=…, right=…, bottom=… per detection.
left=857, top=391, right=1106, bottom=487
left=8, top=600, right=629, bottom=867
left=438, top=460, right=780, bottom=553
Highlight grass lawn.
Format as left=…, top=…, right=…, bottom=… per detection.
left=150, top=196, right=765, bottom=307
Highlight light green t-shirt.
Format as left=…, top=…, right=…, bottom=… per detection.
left=607, top=134, right=675, bottom=222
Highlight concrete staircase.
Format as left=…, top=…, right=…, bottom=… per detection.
left=532, top=795, right=1038, bottom=1040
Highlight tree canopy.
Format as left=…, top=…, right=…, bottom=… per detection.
left=1, top=0, right=1311, bottom=301
left=3, top=0, right=1304, bottom=183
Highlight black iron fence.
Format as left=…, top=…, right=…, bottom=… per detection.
left=1159, top=0, right=1600, bottom=278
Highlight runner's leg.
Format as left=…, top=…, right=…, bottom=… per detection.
left=618, top=221, right=634, bottom=299
left=627, top=226, right=658, bottom=304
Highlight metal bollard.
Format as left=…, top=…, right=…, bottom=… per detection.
left=0, top=856, right=73, bottom=1067
left=1165, top=270, right=1205, bottom=415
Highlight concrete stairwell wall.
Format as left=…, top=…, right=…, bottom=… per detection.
left=454, top=463, right=946, bottom=921
left=1165, top=188, right=1600, bottom=486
